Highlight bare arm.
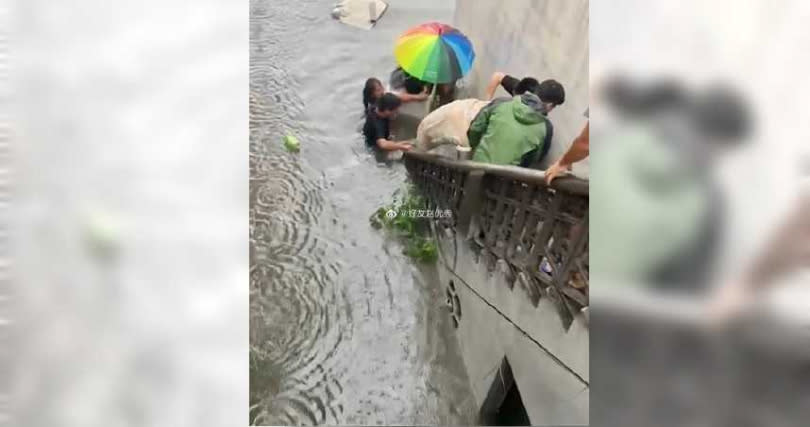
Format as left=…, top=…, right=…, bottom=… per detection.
left=545, top=123, right=589, bottom=184
left=742, top=195, right=810, bottom=288
left=709, top=194, right=810, bottom=321
left=376, top=138, right=412, bottom=152
left=396, top=91, right=429, bottom=103
left=392, top=86, right=429, bottom=103
left=560, top=122, right=590, bottom=165
left=485, top=71, right=506, bottom=100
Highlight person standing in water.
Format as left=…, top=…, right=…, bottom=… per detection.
left=362, top=77, right=428, bottom=111
left=363, top=93, right=412, bottom=152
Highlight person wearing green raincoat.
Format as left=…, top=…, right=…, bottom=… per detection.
left=467, top=79, right=565, bottom=167
left=592, top=80, right=750, bottom=291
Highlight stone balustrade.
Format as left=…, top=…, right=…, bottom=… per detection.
left=404, top=151, right=589, bottom=329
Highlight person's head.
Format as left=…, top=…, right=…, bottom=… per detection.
left=514, top=77, right=540, bottom=96
left=535, top=79, right=566, bottom=113
left=375, top=93, right=401, bottom=118
left=643, top=80, right=688, bottom=113
left=363, top=77, right=384, bottom=109
left=690, top=85, right=751, bottom=147
left=604, top=77, right=688, bottom=119
left=404, top=76, right=424, bottom=95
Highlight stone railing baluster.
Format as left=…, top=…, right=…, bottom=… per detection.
left=403, top=151, right=589, bottom=328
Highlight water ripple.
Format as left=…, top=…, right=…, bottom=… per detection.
left=250, top=0, right=474, bottom=424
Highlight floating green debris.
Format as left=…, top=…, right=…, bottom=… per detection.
left=370, top=185, right=439, bottom=264
left=405, top=236, right=438, bottom=263
left=282, top=134, right=300, bottom=153
left=83, top=208, right=121, bottom=260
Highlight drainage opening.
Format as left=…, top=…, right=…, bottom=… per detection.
left=479, top=357, right=530, bottom=426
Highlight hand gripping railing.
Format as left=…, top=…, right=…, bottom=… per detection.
left=404, top=151, right=589, bottom=329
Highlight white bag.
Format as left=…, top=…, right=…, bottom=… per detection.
left=415, top=99, right=489, bottom=152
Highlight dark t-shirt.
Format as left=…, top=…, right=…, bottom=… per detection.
left=500, top=74, right=521, bottom=96
left=363, top=107, right=390, bottom=147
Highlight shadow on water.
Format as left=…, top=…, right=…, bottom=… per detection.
left=250, top=0, right=476, bottom=425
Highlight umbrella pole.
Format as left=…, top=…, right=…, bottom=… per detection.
left=426, top=83, right=437, bottom=116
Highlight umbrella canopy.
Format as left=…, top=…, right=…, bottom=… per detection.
left=394, top=22, right=475, bottom=84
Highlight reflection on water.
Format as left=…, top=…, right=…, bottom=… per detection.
left=249, top=0, right=475, bottom=425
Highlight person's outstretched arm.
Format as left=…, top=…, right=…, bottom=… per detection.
left=376, top=138, right=412, bottom=152
left=737, top=195, right=810, bottom=288
left=545, top=122, right=589, bottom=184
left=485, top=72, right=506, bottom=100
left=710, top=194, right=810, bottom=321
left=395, top=91, right=429, bottom=103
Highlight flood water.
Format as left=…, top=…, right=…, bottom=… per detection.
left=249, top=0, right=476, bottom=424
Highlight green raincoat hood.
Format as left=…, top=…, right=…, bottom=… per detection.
left=512, top=93, right=545, bottom=125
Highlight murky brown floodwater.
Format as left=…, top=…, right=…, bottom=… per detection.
left=249, top=0, right=476, bottom=424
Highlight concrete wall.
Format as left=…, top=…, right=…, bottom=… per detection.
left=436, top=233, right=589, bottom=425
left=442, top=4, right=590, bottom=423
left=453, top=0, right=589, bottom=175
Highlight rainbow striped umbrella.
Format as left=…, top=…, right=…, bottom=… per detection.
left=394, top=22, right=475, bottom=84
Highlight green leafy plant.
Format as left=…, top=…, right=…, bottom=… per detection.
left=405, top=236, right=438, bottom=263
left=370, top=185, right=439, bottom=264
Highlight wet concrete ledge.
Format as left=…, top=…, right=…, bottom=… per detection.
left=435, top=230, right=589, bottom=425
